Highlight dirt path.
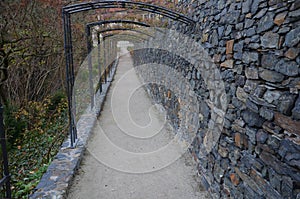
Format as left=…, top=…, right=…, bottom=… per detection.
left=67, top=46, right=209, bottom=199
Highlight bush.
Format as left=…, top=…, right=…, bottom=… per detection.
left=1, top=92, right=68, bottom=198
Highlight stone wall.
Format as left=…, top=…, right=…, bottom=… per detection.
left=132, top=0, right=300, bottom=198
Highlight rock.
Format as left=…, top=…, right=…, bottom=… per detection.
left=278, top=26, right=291, bottom=34
left=226, top=40, right=234, bottom=54
left=257, top=12, right=275, bottom=33
left=245, top=19, right=254, bottom=28
left=246, top=98, right=259, bottom=113
left=220, top=59, right=234, bottom=68
left=274, top=12, right=287, bottom=26
left=242, top=109, right=265, bottom=127
left=236, top=23, right=244, bottom=30
left=218, top=26, right=225, bottom=38
left=244, top=80, right=258, bottom=93
left=222, top=10, right=241, bottom=24
left=282, top=176, right=294, bottom=199
left=236, top=87, right=248, bottom=102
left=242, top=0, right=252, bottom=14
left=253, top=8, right=268, bottom=19
left=292, top=95, right=300, bottom=120
left=268, top=0, right=281, bottom=6
left=230, top=173, right=240, bottom=186
left=235, top=132, right=243, bottom=148
left=234, top=40, right=244, bottom=52
left=251, top=0, right=262, bottom=15
left=279, top=139, right=300, bottom=167
left=261, top=32, right=279, bottom=48
left=236, top=75, right=246, bottom=86
left=250, top=95, right=276, bottom=108
left=260, top=107, right=274, bottom=120
left=259, top=69, right=285, bottom=83
left=245, top=67, right=259, bottom=79
left=234, top=167, right=264, bottom=196
left=234, top=52, right=243, bottom=60
left=262, top=121, right=282, bottom=135
left=248, top=43, right=260, bottom=49
left=246, top=28, right=256, bottom=37
left=242, top=52, right=258, bottom=64
left=211, top=30, right=219, bottom=46
left=290, top=1, right=300, bottom=10
left=260, top=151, right=300, bottom=182
left=274, top=112, right=300, bottom=136
left=263, top=90, right=281, bottom=103
left=267, top=135, right=281, bottom=150
left=246, top=126, right=257, bottom=144
left=261, top=54, right=279, bottom=70
left=284, top=48, right=300, bottom=59
left=289, top=8, right=300, bottom=18
left=278, top=93, right=297, bottom=115
left=275, top=60, right=299, bottom=76
left=249, top=168, right=284, bottom=199
left=213, top=163, right=224, bottom=183
left=225, top=25, right=232, bottom=36
left=284, top=27, right=300, bottom=47
left=222, top=69, right=235, bottom=82
left=256, top=129, right=268, bottom=143
left=246, top=13, right=252, bottom=18
left=218, top=145, right=229, bottom=158
left=213, top=54, right=221, bottom=63
left=253, top=85, right=266, bottom=98
left=269, top=169, right=281, bottom=191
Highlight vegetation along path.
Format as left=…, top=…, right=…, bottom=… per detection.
left=67, top=45, right=209, bottom=199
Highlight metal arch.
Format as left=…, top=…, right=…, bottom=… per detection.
left=63, top=1, right=195, bottom=25
left=85, top=21, right=152, bottom=109
left=102, top=33, right=148, bottom=41
left=87, top=19, right=150, bottom=29
left=86, top=25, right=153, bottom=108
left=98, top=28, right=154, bottom=38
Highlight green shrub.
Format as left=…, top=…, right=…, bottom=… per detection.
left=1, top=92, right=69, bottom=198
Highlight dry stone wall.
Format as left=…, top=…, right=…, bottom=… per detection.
left=132, top=0, right=300, bottom=198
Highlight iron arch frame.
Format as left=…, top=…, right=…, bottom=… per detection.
left=63, top=1, right=195, bottom=25
left=85, top=20, right=152, bottom=112
left=102, top=32, right=149, bottom=41
left=62, top=0, right=195, bottom=147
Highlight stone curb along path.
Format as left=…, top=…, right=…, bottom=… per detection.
left=30, top=59, right=119, bottom=199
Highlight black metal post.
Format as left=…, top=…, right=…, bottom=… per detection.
left=97, top=33, right=102, bottom=93
left=63, top=11, right=77, bottom=148
left=86, top=25, right=95, bottom=108
left=0, top=101, right=11, bottom=198
left=103, top=39, right=107, bottom=83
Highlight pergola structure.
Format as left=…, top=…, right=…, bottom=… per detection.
left=62, top=0, right=195, bottom=147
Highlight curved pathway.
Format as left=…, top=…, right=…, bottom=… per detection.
left=67, top=46, right=209, bottom=199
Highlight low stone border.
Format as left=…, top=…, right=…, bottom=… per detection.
left=30, top=59, right=118, bottom=199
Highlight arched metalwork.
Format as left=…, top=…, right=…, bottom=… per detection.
left=85, top=20, right=152, bottom=109
left=87, top=19, right=150, bottom=28
left=63, top=0, right=195, bottom=147
left=63, top=1, right=195, bottom=25
left=103, top=33, right=148, bottom=41
left=98, top=28, right=153, bottom=38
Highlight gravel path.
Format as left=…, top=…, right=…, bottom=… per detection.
left=67, top=46, right=209, bottom=199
